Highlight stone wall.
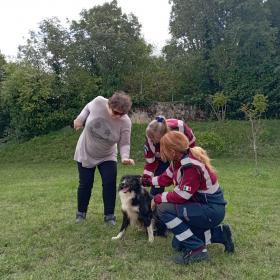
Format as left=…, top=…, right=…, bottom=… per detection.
left=130, top=102, right=205, bottom=123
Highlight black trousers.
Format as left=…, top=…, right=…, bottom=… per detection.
left=77, top=161, right=117, bottom=216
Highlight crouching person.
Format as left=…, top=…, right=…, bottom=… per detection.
left=142, top=131, right=234, bottom=265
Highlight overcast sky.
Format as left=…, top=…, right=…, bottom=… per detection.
left=0, top=0, right=171, bottom=59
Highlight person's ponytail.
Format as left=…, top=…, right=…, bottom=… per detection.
left=189, top=147, right=216, bottom=173
left=146, top=115, right=169, bottom=137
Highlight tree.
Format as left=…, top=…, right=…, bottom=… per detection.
left=19, top=17, right=70, bottom=75
left=207, top=92, right=228, bottom=121
left=0, top=53, right=9, bottom=138
left=165, top=0, right=279, bottom=117
left=18, top=17, right=101, bottom=123
left=1, top=62, right=68, bottom=139
left=69, top=0, right=152, bottom=96
left=241, top=93, right=268, bottom=175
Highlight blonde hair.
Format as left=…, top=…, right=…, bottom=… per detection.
left=160, top=131, right=215, bottom=173
left=146, top=116, right=169, bottom=138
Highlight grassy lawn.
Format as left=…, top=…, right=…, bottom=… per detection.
left=1, top=159, right=280, bottom=279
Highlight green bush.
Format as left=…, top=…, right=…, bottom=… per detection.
left=195, top=131, right=226, bottom=156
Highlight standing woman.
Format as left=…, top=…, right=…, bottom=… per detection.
left=73, top=91, right=135, bottom=225
left=143, top=131, right=234, bottom=264
left=143, top=116, right=196, bottom=196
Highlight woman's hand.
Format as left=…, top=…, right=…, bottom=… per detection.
left=121, top=159, right=135, bottom=166
left=141, top=175, right=152, bottom=187
left=73, top=118, right=84, bottom=130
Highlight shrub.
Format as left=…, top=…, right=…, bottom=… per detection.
left=196, top=132, right=226, bottom=156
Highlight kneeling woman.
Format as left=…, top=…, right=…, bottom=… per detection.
left=143, top=131, right=234, bottom=265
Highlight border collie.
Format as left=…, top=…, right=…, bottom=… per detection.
left=112, top=175, right=154, bottom=243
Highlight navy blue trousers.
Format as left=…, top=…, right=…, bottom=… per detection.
left=77, top=161, right=117, bottom=216
left=157, top=202, right=226, bottom=251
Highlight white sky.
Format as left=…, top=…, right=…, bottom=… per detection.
left=0, top=0, right=171, bottom=59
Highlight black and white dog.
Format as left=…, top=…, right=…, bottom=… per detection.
left=112, top=175, right=155, bottom=242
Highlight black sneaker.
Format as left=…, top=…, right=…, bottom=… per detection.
left=76, top=211, right=86, bottom=224
left=172, top=246, right=209, bottom=265
left=222, top=224, right=235, bottom=253
left=104, top=214, right=116, bottom=226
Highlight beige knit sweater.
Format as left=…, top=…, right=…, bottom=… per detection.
left=74, top=96, right=131, bottom=168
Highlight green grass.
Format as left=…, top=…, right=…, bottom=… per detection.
left=0, top=121, right=280, bottom=279
left=0, top=120, right=279, bottom=164
left=1, top=159, right=280, bottom=280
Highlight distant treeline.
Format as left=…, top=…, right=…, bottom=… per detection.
left=0, top=0, right=280, bottom=139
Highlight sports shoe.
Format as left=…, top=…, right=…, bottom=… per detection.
left=76, top=211, right=86, bottom=224
left=222, top=224, right=235, bottom=253
left=172, top=246, right=209, bottom=265
left=104, top=214, right=116, bottom=226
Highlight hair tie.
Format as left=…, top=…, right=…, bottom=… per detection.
left=155, top=116, right=164, bottom=123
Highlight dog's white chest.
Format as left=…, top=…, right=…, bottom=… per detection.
left=119, top=191, right=140, bottom=224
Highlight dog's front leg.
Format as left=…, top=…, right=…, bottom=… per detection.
left=147, top=220, right=154, bottom=243
left=112, top=211, right=130, bottom=240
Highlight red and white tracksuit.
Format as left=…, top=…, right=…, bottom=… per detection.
left=143, top=119, right=196, bottom=180
left=151, top=151, right=227, bottom=252
left=152, top=150, right=220, bottom=204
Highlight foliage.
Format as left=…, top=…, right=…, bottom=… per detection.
left=69, top=0, right=152, bottom=96
left=1, top=0, right=280, bottom=141
left=1, top=1, right=158, bottom=139
left=207, top=92, right=229, bottom=121
left=241, top=94, right=268, bottom=175
left=195, top=131, right=226, bottom=156
left=1, top=63, right=73, bottom=138
left=0, top=52, right=9, bottom=138
left=165, top=0, right=280, bottom=118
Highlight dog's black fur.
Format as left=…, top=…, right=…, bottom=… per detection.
left=112, top=175, right=167, bottom=242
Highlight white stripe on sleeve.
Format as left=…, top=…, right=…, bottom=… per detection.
left=189, top=135, right=196, bottom=145
left=181, top=157, right=212, bottom=189
left=178, top=120, right=184, bottom=132
left=143, top=170, right=154, bottom=176
left=145, top=157, right=155, bottom=163
left=166, top=167, right=173, bottom=178
left=174, top=187, right=192, bottom=200
left=152, top=177, right=159, bottom=186
left=161, top=192, right=168, bottom=202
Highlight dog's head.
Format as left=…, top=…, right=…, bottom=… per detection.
left=119, top=175, right=142, bottom=193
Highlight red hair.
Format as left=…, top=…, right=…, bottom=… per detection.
left=160, top=131, right=215, bottom=173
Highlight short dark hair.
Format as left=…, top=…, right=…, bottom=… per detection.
left=108, top=91, right=132, bottom=114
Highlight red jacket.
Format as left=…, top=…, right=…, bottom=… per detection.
left=143, top=119, right=196, bottom=178
left=151, top=150, right=220, bottom=204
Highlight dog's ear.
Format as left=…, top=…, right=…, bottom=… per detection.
left=131, top=176, right=141, bottom=187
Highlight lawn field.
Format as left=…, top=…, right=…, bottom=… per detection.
left=1, top=159, right=280, bottom=280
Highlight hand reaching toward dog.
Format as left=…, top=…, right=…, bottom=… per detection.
left=122, top=159, right=135, bottom=165
left=73, top=118, right=84, bottom=130
left=141, top=175, right=152, bottom=187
